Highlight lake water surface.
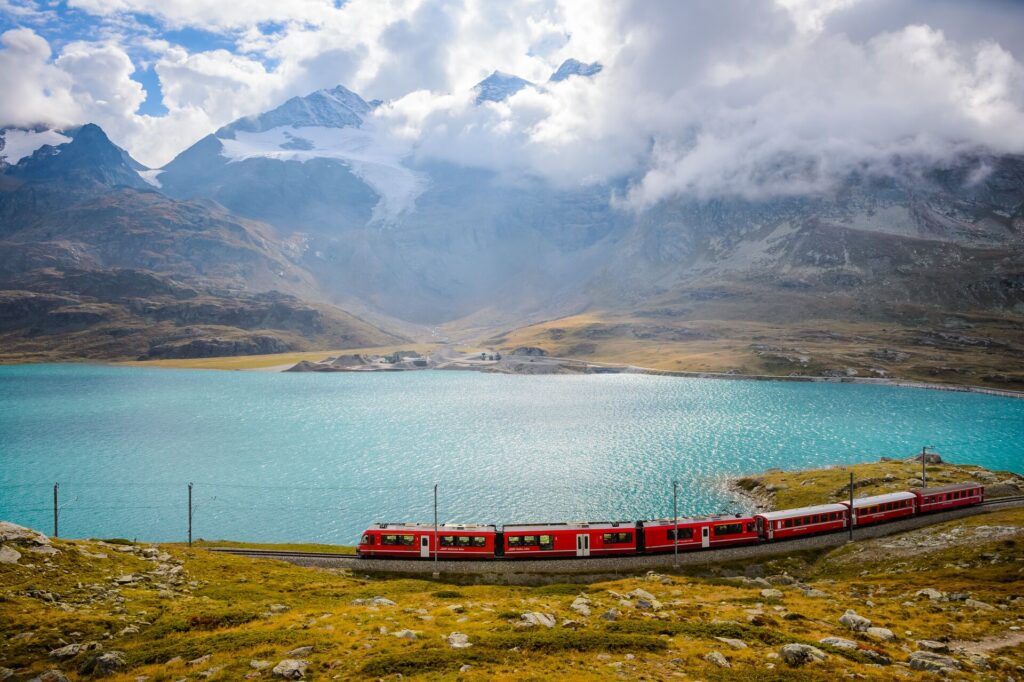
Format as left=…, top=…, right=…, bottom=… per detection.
left=1, top=364, right=1021, bottom=543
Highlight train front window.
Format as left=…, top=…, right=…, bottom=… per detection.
left=360, top=534, right=374, bottom=545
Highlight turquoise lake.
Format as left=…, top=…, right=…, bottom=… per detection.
left=0, top=364, right=1021, bottom=544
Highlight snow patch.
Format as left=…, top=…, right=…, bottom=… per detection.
left=1, top=129, right=71, bottom=164
left=219, top=124, right=425, bottom=224
left=138, top=169, right=163, bottom=188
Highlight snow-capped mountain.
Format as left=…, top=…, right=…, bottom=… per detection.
left=473, top=71, right=533, bottom=103
left=549, top=58, right=602, bottom=82
left=0, top=127, right=72, bottom=166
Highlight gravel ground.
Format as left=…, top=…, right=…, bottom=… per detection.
left=213, top=498, right=1023, bottom=583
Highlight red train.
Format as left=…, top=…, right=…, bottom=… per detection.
left=357, top=482, right=985, bottom=559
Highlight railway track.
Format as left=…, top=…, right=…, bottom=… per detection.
left=205, top=495, right=1024, bottom=578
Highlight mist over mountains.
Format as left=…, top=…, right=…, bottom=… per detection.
left=1, top=63, right=1022, bottom=377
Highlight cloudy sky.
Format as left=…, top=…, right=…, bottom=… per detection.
left=2, top=0, right=1024, bottom=205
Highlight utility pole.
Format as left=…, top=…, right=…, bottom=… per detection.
left=187, top=482, right=193, bottom=548
left=920, top=446, right=931, bottom=488
left=433, top=483, right=439, bottom=567
left=672, top=480, right=679, bottom=567
left=53, top=483, right=59, bottom=538
left=848, top=472, right=854, bottom=541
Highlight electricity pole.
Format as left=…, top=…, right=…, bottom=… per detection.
left=53, top=483, right=59, bottom=538
left=673, top=480, right=679, bottom=567
left=848, top=472, right=854, bottom=541
left=433, top=483, right=439, bottom=567
left=920, top=446, right=932, bottom=488
left=187, top=482, right=193, bottom=547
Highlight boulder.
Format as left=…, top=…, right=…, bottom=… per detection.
left=447, top=632, right=471, bottom=649
left=908, top=651, right=959, bottom=674
left=839, top=609, right=871, bottom=632
left=285, top=647, right=312, bottom=657
left=779, top=644, right=828, bottom=667
left=915, top=588, right=945, bottom=601
left=715, top=637, right=747, bottom=649
left=369, top=596, right=395, bottom=606
left=867, top=627, right=895, bottom=642
left=917, top=640, right=949, bottom=653
left=964, top=599, right=995, bottom=611
left=600, top=609, right=619, bottom=621
left=28, top=671, right=70, bottom=682
left=521, top=612, right=556, bottom=628
left=0, top=521, right=51, bottom=545
left=0, top=668, right=12, bottom=681
left=250, top=661, right=271, bottom=670
left=50, top=641, right=102, bottom=660
left=819, top=637, right=858, bottom=650
left=271, top=659, right=309, bottom=679
left=80, top=651, right=126, bottom=677
left=392, top=629, right=418, bottom=640
left=0, top=545, right=21, bottom=564
left=703, top=651, right=730, bottom=668
left=570, top=596, right=591, bottom=616
left=267, top=604, right=289, bottom=614
left=760, top=588, right=784, bottom=599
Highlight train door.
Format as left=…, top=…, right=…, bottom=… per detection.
left=701, top=526, right=710, bottom=548
left=420, top=536, right=430, bottom=558
left=576, top=534, right=590, bottom=557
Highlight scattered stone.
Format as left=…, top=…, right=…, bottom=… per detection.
left=80, top=651, right=126, bottom=677
left=916, top=588, right=946, bottom=601
left=600, top=608, right=619, bottom=621
left=0, top=545, right=21, bottom=564
left=392, top=629, right=418, bottom=640
left=760, top=588, right=784, bottom=600
left=164, top=657, right=183, bottom=667
left=459, top=664, right=472, bottom=673
left=0, top=668, right=12, bottom=681
left=271, top=659, right=309, bottom=679
left=766, top=574, right=795, bottom=586
left=115, top=574, right=144, bottom=585
left=819, top=637, right=858, bottom=650
left=570, top=596, right=592, bottom=617
left=779, top=643, right=828, bottom=667
left=28, top=671, right=70, bottom=682
left=446, top=604, right=465, bottom=614
left=369, top=596, right=395, bottom=606
left=50, top=641, right=102, bottom=660
left=964, top=599, right=996, bottom=611
left=908, top=651, right=960, bottom=674
left=198, top=667, right=222, bottom=678
left=268, top=604, right=290, bottom=614
left=704, top=651, right=730, bottom=668
left=30, top=545, right=60, bottom=555
left=250, top=661, right=271, bottom=670
left=0, top=521, right=51, bottom=545
left=521, top=612, right=556, bottom=628
left=839, top=609, right=871, bottom=632
left=286, top=647, right=312, bottom=657
left=187, top=655, right=211, bottom=667
left=715, top=637, right=747, bottom=650
left=560, top=619, right=583, bottom=629
left=917, top=640, right=949, bottom=653
left=447, top=632, right=471, bottom=649
left=862, top=650, right=892, bottom=665
left=867, top=627, right=895, bottom=642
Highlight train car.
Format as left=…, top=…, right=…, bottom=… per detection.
left=754, top=503, right=848, bottom=541
left=915, top=483, right=985, bottom=514
left=841, top=491, right=917, bottom=527
left=501, top=521, right=637, bottom=558
left=358, top=522, right=497, bottom=559
left=641, top=515, right=759, bottom=553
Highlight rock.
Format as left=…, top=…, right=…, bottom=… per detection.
left=627, top=588, right=656, bottom=601
left=80, top=651, right=126, bottom=677
left=29, top=671, right=70, bottom=682
left=446, top=604, right=465, bottom=614
left=286, top=647, right=312, bottom=657
left=570, top=596, right=591, bottom=616
left=704, top=651, right=731, bottom=668
left=115, top=574, right=144, bottom=584
left=600, top=608, right=619, bottom=621
left=766, top=574, right=795, bottom=585
left=29, top=545, right=60, bottom=555
left=862, top=650, right=892, bottom=665
left=187, top=655, right=211, bottom=667
left=271, top=659, right=309, bottom=679
left=964, top=598, right=996, bottom=611
left=0, top=668, right=12, bottom=681
left=635, top=597, right=662, bottom=610
left=819, top=637, right=858, bottom=650
left=715, top=637, right=747, bottom=650
left=50, top=641, right=102, bottom=660
left=120, top=625, right=140, bottom=636
left=369, top=596, right=395, bottom=606
left=761, top=588, right=784, bottom=599
left=268, top=604, right=289, bottom=614
left=916, top=588, right=946, bottom=601
left=198, top=667, right=222, bottom=678
left=908, top=651, right=959, bottom=673
left=560, top=619, right=583, bottom=629
left=801, top=588, right=829, bottom=598
left=917, top=640, right=949, bottom=653
left=867, top=627, right=895, bottom=642
left=447, top=632, right=471, bottom=649
left=839, top=609, right=871, bottom=632
left=779, top=643, right=828, bottom=667
left=521, top=612, right=556, bottom=628
left=0, top=545, right=21, bottom=564
left=459, top=664, right=472, bottom=673
left=907, top=478, right=924, bottom=487
left=392, top=629, right=418, bottom=640
left=0, top=521, right=51, bottom=545
left=250, top=661, right=271, bottom=669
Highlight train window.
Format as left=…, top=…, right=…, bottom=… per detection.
left=603, top=532, right=633, bottom=544
left=746, top=522, right=755, bottom=533
left=381, top=535, right=397, bottom=545
left=539, top=535, right=553, bottom=550
left=440, top=536, right=455, bottom=547
left=457, top=536, right=471, bottom=547
left=471, top=536, right=487, bottom=548
left=784, top=519, right=792, bottom=528
left=668, top=527, right=694, bottom=540
left=508, top=536, right=522, bottom=547
left=399, top=535, right=415, bottom=546
left=360, top=534, right=374, bottom=545
left=715, top=523, right=743, bottom=535
left=523, top=536, right=538, bottom=546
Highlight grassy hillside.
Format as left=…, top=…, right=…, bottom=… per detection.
left=2, top=479, right=1023, bottom=680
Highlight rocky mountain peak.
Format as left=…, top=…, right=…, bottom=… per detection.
left=549, top=58, right=602, bottom=82
left=474, top=71, right=533, bottom=103
left=8, top=122, right=149, bottom=190
left=218, top=84, right=372, bottom=137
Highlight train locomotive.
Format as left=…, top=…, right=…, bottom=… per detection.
left=357, top=482, right=984, bottom=560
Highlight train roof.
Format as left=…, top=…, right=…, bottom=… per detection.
left=643, top=514, right=753, bottom=527
left=502, top=521, right=635, bottom=533
left=754, top=503, right=848, bottom=521
left=919, top=482, right=984, bottom=494
left=368, top=522, right=496, bottom=532
left=841, top=491, right=917, bottom=508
